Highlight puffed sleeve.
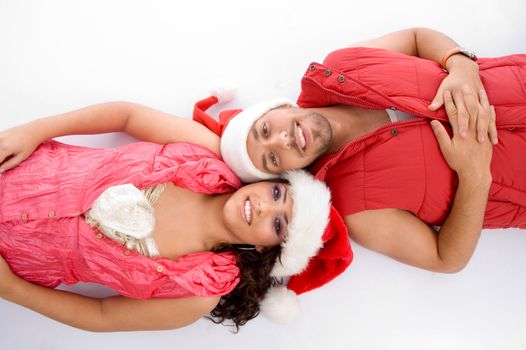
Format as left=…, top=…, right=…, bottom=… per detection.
left=101, top=250, right=241, bottom=300
left=151, top=143, right=243, bottom=193
left=151, top=252, right=241, bottom=298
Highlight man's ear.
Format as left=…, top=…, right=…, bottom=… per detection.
left=255, top=245, right=266, bottom=253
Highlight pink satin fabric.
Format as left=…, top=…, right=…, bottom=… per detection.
left=0, top=140, right=243, bottom=299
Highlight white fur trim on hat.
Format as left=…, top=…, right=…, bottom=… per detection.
left=220, top=98, right=296, bottom=183
left=260, top=286, right=299, bottom=324
left=271, top=170, right=331, bottom=277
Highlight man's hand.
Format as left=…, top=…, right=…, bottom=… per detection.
left=430, top=89, right=494, bottom=181
left=0, top=124, right=42, bottom=173
left=429, top=60, right=498, bottom=145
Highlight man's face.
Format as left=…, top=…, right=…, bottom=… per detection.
left=246, top=106, right=332, bottom=174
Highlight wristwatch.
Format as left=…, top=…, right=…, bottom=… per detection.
left=440, top=47, right=478, bottom=69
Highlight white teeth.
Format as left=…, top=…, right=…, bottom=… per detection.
left=244, top=200, right=252, bottom=224
left=297, top=123, right=306, bottom=150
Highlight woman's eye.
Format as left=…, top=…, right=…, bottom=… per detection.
left=270, top=152, right=278, bottom=166
left=274, top=217, right=282, bottom=236
left=262, top=123, right=269, bottom=137
left=273, top=185, right=281, bottom=201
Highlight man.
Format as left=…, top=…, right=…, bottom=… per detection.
left=193, top=27, right=526, bottom=273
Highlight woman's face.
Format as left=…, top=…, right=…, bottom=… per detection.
left=223, top=181, right=293, bottom=250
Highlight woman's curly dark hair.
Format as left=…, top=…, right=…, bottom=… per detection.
left=209, top=243, right=282, bottom=331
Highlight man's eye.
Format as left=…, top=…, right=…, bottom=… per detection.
left=270, top=152, right=278, bottom=166
left=273, top=185, right=281, bottom=201
left=262, top=123, right=269, bottom=137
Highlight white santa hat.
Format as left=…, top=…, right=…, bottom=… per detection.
left=259, top=170, right=354, bottom=324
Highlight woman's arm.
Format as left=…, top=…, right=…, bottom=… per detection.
left=0, top=102, right=220, bottom=172
left=0, top=256, right=220, bottom=332
left=345, top=89, right=493, bottom=273
left=349, top=27, right=497, bottom=145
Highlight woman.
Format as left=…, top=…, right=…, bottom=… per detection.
left=0, top=107, right=353, bottom=331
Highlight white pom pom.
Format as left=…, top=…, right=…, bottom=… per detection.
left=260, top=286, right=300, bottom=324
left=209, top=79, right=237, bottom=104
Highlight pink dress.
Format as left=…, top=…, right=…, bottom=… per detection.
left=0, top=140, right=243, bottom=299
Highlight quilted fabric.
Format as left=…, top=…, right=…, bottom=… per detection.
left=301, top=47, right=526, bottom=228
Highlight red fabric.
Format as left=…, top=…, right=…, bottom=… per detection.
left=288, top=206, right=353, bottom=295
left=218, top=109, right=243, bottom=135
left=193, top=96, right=221, bottom=135
left=192, top=96, right=242, bottom=136
left=0, top=140, right=243, bottom=299
left=299, top=47, right=526, bottom=228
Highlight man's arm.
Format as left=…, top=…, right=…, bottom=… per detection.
left=346, top=175, right=490, bottom=273
left=349, top=27, right=467, bottom=65
left=0, top=102, right=220, bottom=172
left=0, top=256, right=220, bottom=331
left=349, top=27, right=497, bottom=145
left=345, top=89, right=493, bottom=273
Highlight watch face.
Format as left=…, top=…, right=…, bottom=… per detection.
left=460, top=48, right=478, bottom=61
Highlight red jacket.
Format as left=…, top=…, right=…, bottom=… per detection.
left=299, top=47, right=526, bottom=228
left=0, top=141, right=242, bottom=299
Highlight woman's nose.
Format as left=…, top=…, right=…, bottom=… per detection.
left=256, top=200, right=265, bottom=216
left=256, top=199, right=275, bottom=217
left=256, top=197, right=285, bottom=218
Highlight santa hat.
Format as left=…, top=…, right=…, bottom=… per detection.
left=259, top=170, right=354, bottom=324
left=193, top=90, right=296, bottom=183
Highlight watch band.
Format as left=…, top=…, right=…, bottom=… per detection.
left=440, top=47, right=478, bottom=69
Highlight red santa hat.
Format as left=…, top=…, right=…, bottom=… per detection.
left=193, top=91, right=296, bottom=183
left=260, top=170, right=353, bottom=324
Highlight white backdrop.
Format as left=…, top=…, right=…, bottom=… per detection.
left=1, top=1, right=526, bottom=349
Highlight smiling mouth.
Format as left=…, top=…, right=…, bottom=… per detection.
left=296, top=121, right=307, bottom=152
left=244, top=198, right=252, bottom=225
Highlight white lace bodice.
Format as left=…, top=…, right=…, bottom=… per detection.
left=84, top=183, right=166, bottom=258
